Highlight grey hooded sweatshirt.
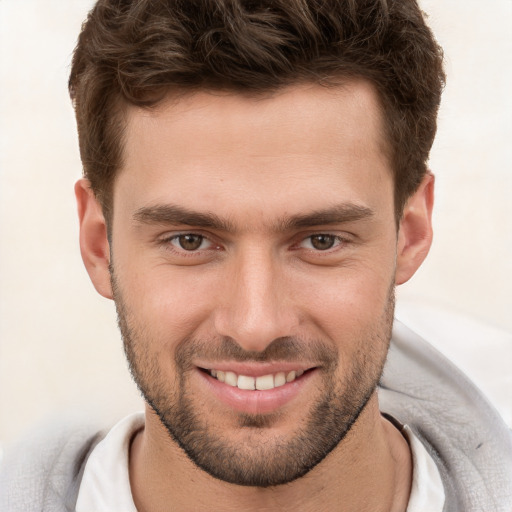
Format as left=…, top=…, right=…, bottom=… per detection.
left=1, top=321, right=511, bottom=511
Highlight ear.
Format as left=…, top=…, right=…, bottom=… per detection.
left=75, top=179, right=113, bottom=299
left=395, top=173, right=435, bottom=285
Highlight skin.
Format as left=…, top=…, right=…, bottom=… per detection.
left=76, top=80, right=434, bottom=511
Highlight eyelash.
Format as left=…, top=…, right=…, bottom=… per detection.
left=160, top=233, right=218, bottom=254
left=296, top=234, right=347, bottom=252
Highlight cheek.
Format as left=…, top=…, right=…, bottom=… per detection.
left=293, top=260, right=395, bottom=348
left=122, top=264, right=219, bottom=343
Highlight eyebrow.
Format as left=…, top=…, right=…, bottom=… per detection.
left=279, top=204, right=374, bottom=230
left=133, top=203, right=374, bottom=232
left=133, top=205, right=235, bottom=232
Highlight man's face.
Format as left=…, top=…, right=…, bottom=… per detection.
left=110, top=82, right=400, bottom=486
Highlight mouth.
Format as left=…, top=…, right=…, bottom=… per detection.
left=203, top=368, right=306, bottom=390
left=196, top=365, right=317, bottom=415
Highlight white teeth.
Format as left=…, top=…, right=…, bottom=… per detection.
left=209, top=368, right=306, bottom=390
left=255, top=374, right=275, bottom=391
left=225, top=371, right=238, bottom=387
left=286, top=371, right=296, bottom=383
left=238, top=375, right=256, bottom=390
left=274, top=372, right=286, bottom=388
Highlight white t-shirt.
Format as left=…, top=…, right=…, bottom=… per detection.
left=76, top=412, right=445, bottom=511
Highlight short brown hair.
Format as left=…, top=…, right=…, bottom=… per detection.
left=69, top=0, right=445, bottom=221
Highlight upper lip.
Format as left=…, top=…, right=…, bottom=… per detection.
left=196, top=362, right=316, bottom=377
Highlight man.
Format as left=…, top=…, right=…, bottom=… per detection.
left=1, top=0, right=511, bottom=510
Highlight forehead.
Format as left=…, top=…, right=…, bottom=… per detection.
left=115, top=81, right=393, bottom=226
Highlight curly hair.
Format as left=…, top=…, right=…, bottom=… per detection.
left=69, top=0, right=445, bottom=221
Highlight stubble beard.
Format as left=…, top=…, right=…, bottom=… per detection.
left=112, top=271, right=395, bottom=487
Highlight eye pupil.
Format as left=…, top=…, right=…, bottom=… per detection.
left=310, top=234, right=335, bottom=250
left=178, top=234, right=203, bottom=251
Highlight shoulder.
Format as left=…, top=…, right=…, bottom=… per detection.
left=0, top=417, right=106, bottom=512
left=380, top=320, right=512, bottom=512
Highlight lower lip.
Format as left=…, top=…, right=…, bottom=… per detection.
left=196, top=369, right=316, bottom=415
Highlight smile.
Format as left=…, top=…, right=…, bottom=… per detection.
left=208, top=369, right=305, bottom=390
left=196, top=365, right=316, bottom=414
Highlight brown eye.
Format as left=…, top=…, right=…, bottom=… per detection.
left=309, top=234, right=336, bottom=250
left=177, top=234, right=204, bottom=251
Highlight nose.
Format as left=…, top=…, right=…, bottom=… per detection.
left=213, top=246, right=299, bottom=353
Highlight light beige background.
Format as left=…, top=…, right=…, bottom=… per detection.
left=1, top=0, right=511, bottom=449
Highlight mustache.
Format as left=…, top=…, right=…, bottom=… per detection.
left=175, top=335, right=338, bottom=369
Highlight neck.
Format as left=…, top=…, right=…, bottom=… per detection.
left=129, top=394, right=412, bottom=512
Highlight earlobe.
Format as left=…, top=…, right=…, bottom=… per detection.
left=75, top=179, right=113, bottom=299
left=395, top=173, right=435, bottom=285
